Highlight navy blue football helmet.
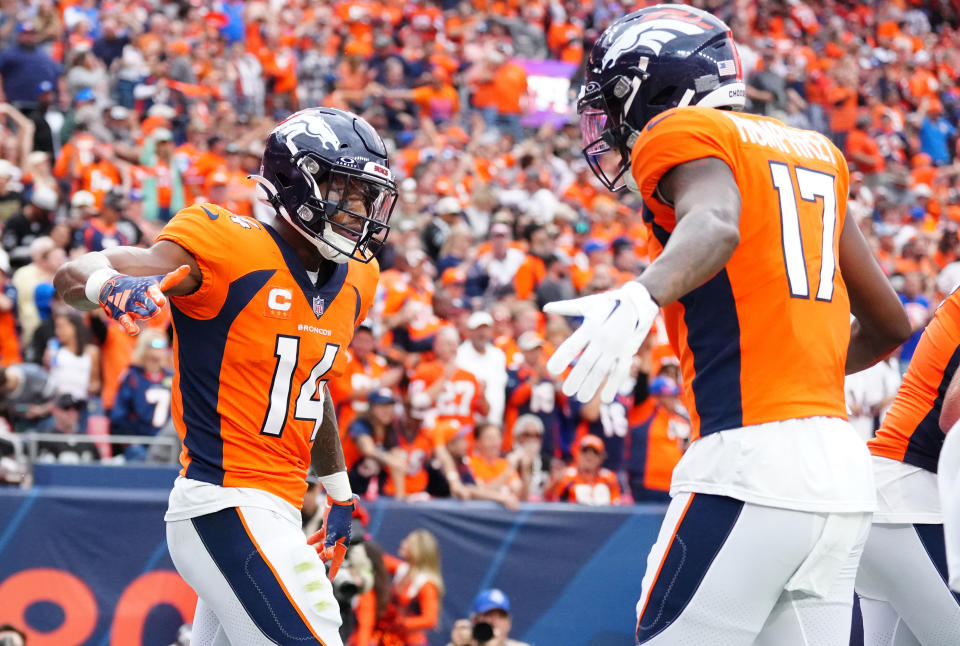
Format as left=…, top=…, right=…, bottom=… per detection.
left=254, top=108, right=398, bottom=263
left=578, top=4, right=745, bottom=191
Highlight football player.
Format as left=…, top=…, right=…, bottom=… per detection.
left=856, top=288, right=960, bottom=644
left=543, top=6, right=909, bottom=644
left=54, top=108, right=398, bottom=645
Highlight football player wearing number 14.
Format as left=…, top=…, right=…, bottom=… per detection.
left=543, top=6, right=910, bottom=646
left=54, top=108, right=398, bottom=646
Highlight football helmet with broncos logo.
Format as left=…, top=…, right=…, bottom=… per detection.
left=254, top=108, right=398, bottom=263
left=578, top=4, right=745, bottom=191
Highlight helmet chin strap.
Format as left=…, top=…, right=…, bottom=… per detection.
left=623, top=131, right=642, bottom=196
left=250, top=175, right=351, bottom=264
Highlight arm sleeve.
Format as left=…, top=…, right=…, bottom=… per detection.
left=401, top=581, right=439, bottom=632
left=154, top=204, right=243, bottom=319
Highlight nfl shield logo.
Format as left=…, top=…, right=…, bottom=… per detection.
left=312, top=296, right=325, bottom=317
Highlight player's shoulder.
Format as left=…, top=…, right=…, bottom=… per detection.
left=637, top=106, right=736, bottom=142
left=346, top=255, right=380, bottom=294
left=161, top=203, right=271, bottom=246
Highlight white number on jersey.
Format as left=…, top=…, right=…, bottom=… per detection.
left=261, top=335, right=340, bottom=440
left=770, top=162, right=838, bottom=302
left=145, top=387, right=171, bottom=428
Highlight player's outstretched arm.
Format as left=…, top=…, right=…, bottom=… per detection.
left=635, top=157, right=742, bottom=306
left=544, top=158, right=740, bottom=404
left=54, top=242, right=202, bottom=335
left=839, top=216, right=910, bottom=374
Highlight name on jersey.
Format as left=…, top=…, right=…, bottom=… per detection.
left=297, top=324, right=332, bottom=336
left=722, top=113, right=834, bottom=163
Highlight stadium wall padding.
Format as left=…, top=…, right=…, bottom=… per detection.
left=0, top=465, right=667, bottom=645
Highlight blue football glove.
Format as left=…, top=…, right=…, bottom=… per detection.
left=307, top=494, right=356, bottom=580
left=97, top=265, right=190, bottom=336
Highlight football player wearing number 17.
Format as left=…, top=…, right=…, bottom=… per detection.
left=54, top=108, right=398, bottom=645
left=543, top=6, right=910, bottom=645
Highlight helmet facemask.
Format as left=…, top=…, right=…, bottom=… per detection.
left=285, top=152, right=397, bottom=263
left=578, top=72, right=648, bottom=193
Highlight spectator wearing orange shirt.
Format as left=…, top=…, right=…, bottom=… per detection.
left=376, top=529, right=445, bottom=646
left=846, top=115, right=885, bottom=177
left=468, top=422, right=521, bottom=509
left=409, top=327, right=489, bottom=429
left=549, top=434, right=621, bottom=506
left=400, top=67, right=460, bottom=125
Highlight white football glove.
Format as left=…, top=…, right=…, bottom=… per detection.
left=544, top=281, right=659, bottom=404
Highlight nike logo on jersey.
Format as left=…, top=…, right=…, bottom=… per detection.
left=201, top=205, right=219, bottom=220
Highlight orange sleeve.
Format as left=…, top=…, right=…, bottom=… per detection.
left=383, top=553, right=404, bottom=576
left=155, top=203, right=248, bottom=319
left=53, top=141, right=73, bottom=178
left=411, top=86, right=431, bottom=111
left=353, top=589, right=377, bottom=646
left=631, top=108, right=737, bottom=219
left=401, top=581, right=439, bottom=632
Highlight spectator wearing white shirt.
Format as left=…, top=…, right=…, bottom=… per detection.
left=456, top=311, right=507, bottom=425
left=472, top=221, right=526, bottom=302
left=845, top=357, right=902, bottom=441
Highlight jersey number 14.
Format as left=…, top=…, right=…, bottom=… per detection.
left=261, top=335, right=340, bottom=441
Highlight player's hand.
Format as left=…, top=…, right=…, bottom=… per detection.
left=97, top=265, right=191, bottom=336
left=306, top=494, right=356, bottom=581
left=544, top=281, right=659, bottom=404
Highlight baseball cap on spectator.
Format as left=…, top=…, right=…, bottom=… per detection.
left=0, top=160, right=16, bottom=179
left=209, top=171, right=230, bottom=187
left=441, top=267, right=467, bottom=286
left=75, top=88, right=96, bottom=103
left=405, top=248, right=428, bottom=266
left=369, top=388, right=396, bottom=406
left=517, top=331, right=543, bottom=351
left=37, top=80, right=54, bottom=94
left=573, top=219, right=591, bottom=235
left=148, top=104, right=177, bottom=120
left=152, top=128, right=174, bottom=142
left=70, top=190, right=96, bottom=208
left=583, top=239, right=608, bottom=255
left=612, top=236, right=634, bottom=254
left=467, top=311, right=493, bottom=329
left=30, top=187, right=58, bottom=211
left=579, top=434, right=606, bottom=453
left=472, top=588, right=511, bottom=615
left=490, top=222, right=510, bottom=237
left=55, top=393, right=86, bottom=411
left=436, top=196, right=462, bottom=216
left=435, top=418, right=471, bottom=444
left=108, top=105, right=129, bottom=120
left=226, top=142, right=241, bottom=154
left=650, top=376, right=680, bottom=396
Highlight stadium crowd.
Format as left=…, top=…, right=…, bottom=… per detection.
left=0, top=0, right=959, bottom=644
left=0, top=0, right=957, bottom=514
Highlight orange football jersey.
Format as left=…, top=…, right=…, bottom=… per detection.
left=869, top=289, right=960, bottom=471
left=157, top=204, right=379, bottom=508
left=408, top=361, right=485, bottom=429
left=632, top=106, right=851, bottom=438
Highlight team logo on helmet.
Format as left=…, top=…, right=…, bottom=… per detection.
left=601, top=10, right=714, bottom=68
left=275, top=114, right=341, bottom=154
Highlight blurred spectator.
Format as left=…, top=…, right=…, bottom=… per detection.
left=0, top=159, right=24, bottom=222
left=624, top=376, right=690, bottom=504
left=348, top=387, right=405, bottom=499
left=44, top=311, right=99, bottom=401
left=11, top=236, right=63, bottom=347
left=35, top=392, right=95, bottom=463
left=378, top=529, right=445, bottom=645
left=109, top=330, right=172, bottom=461
left=76, top=189, right=128, bottom=251
left=470, top=588, right=531, bottom=646
left=0, top=22, right=62, bottom=110
left=409, top=327, right=489, bottom=430
left=506, top=414, right=552, bottom=502
left=504, top=330, right=566, bottom=458
left=845, top=357, right=902, bottom=441
left=456, top=311, right=508, bottom=425
left=548, top=434, right=621, bottom=505
left=468, top=422, right=521, bottom=510
left=423, top=196, right=466, bottom=261
left=0, top=362, right=54, bottom=431
left=3, top=186, right=57, bottom=269
left=898, top=272, right=933, bottom=372
left=472, top=221, right=526, bottom=301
